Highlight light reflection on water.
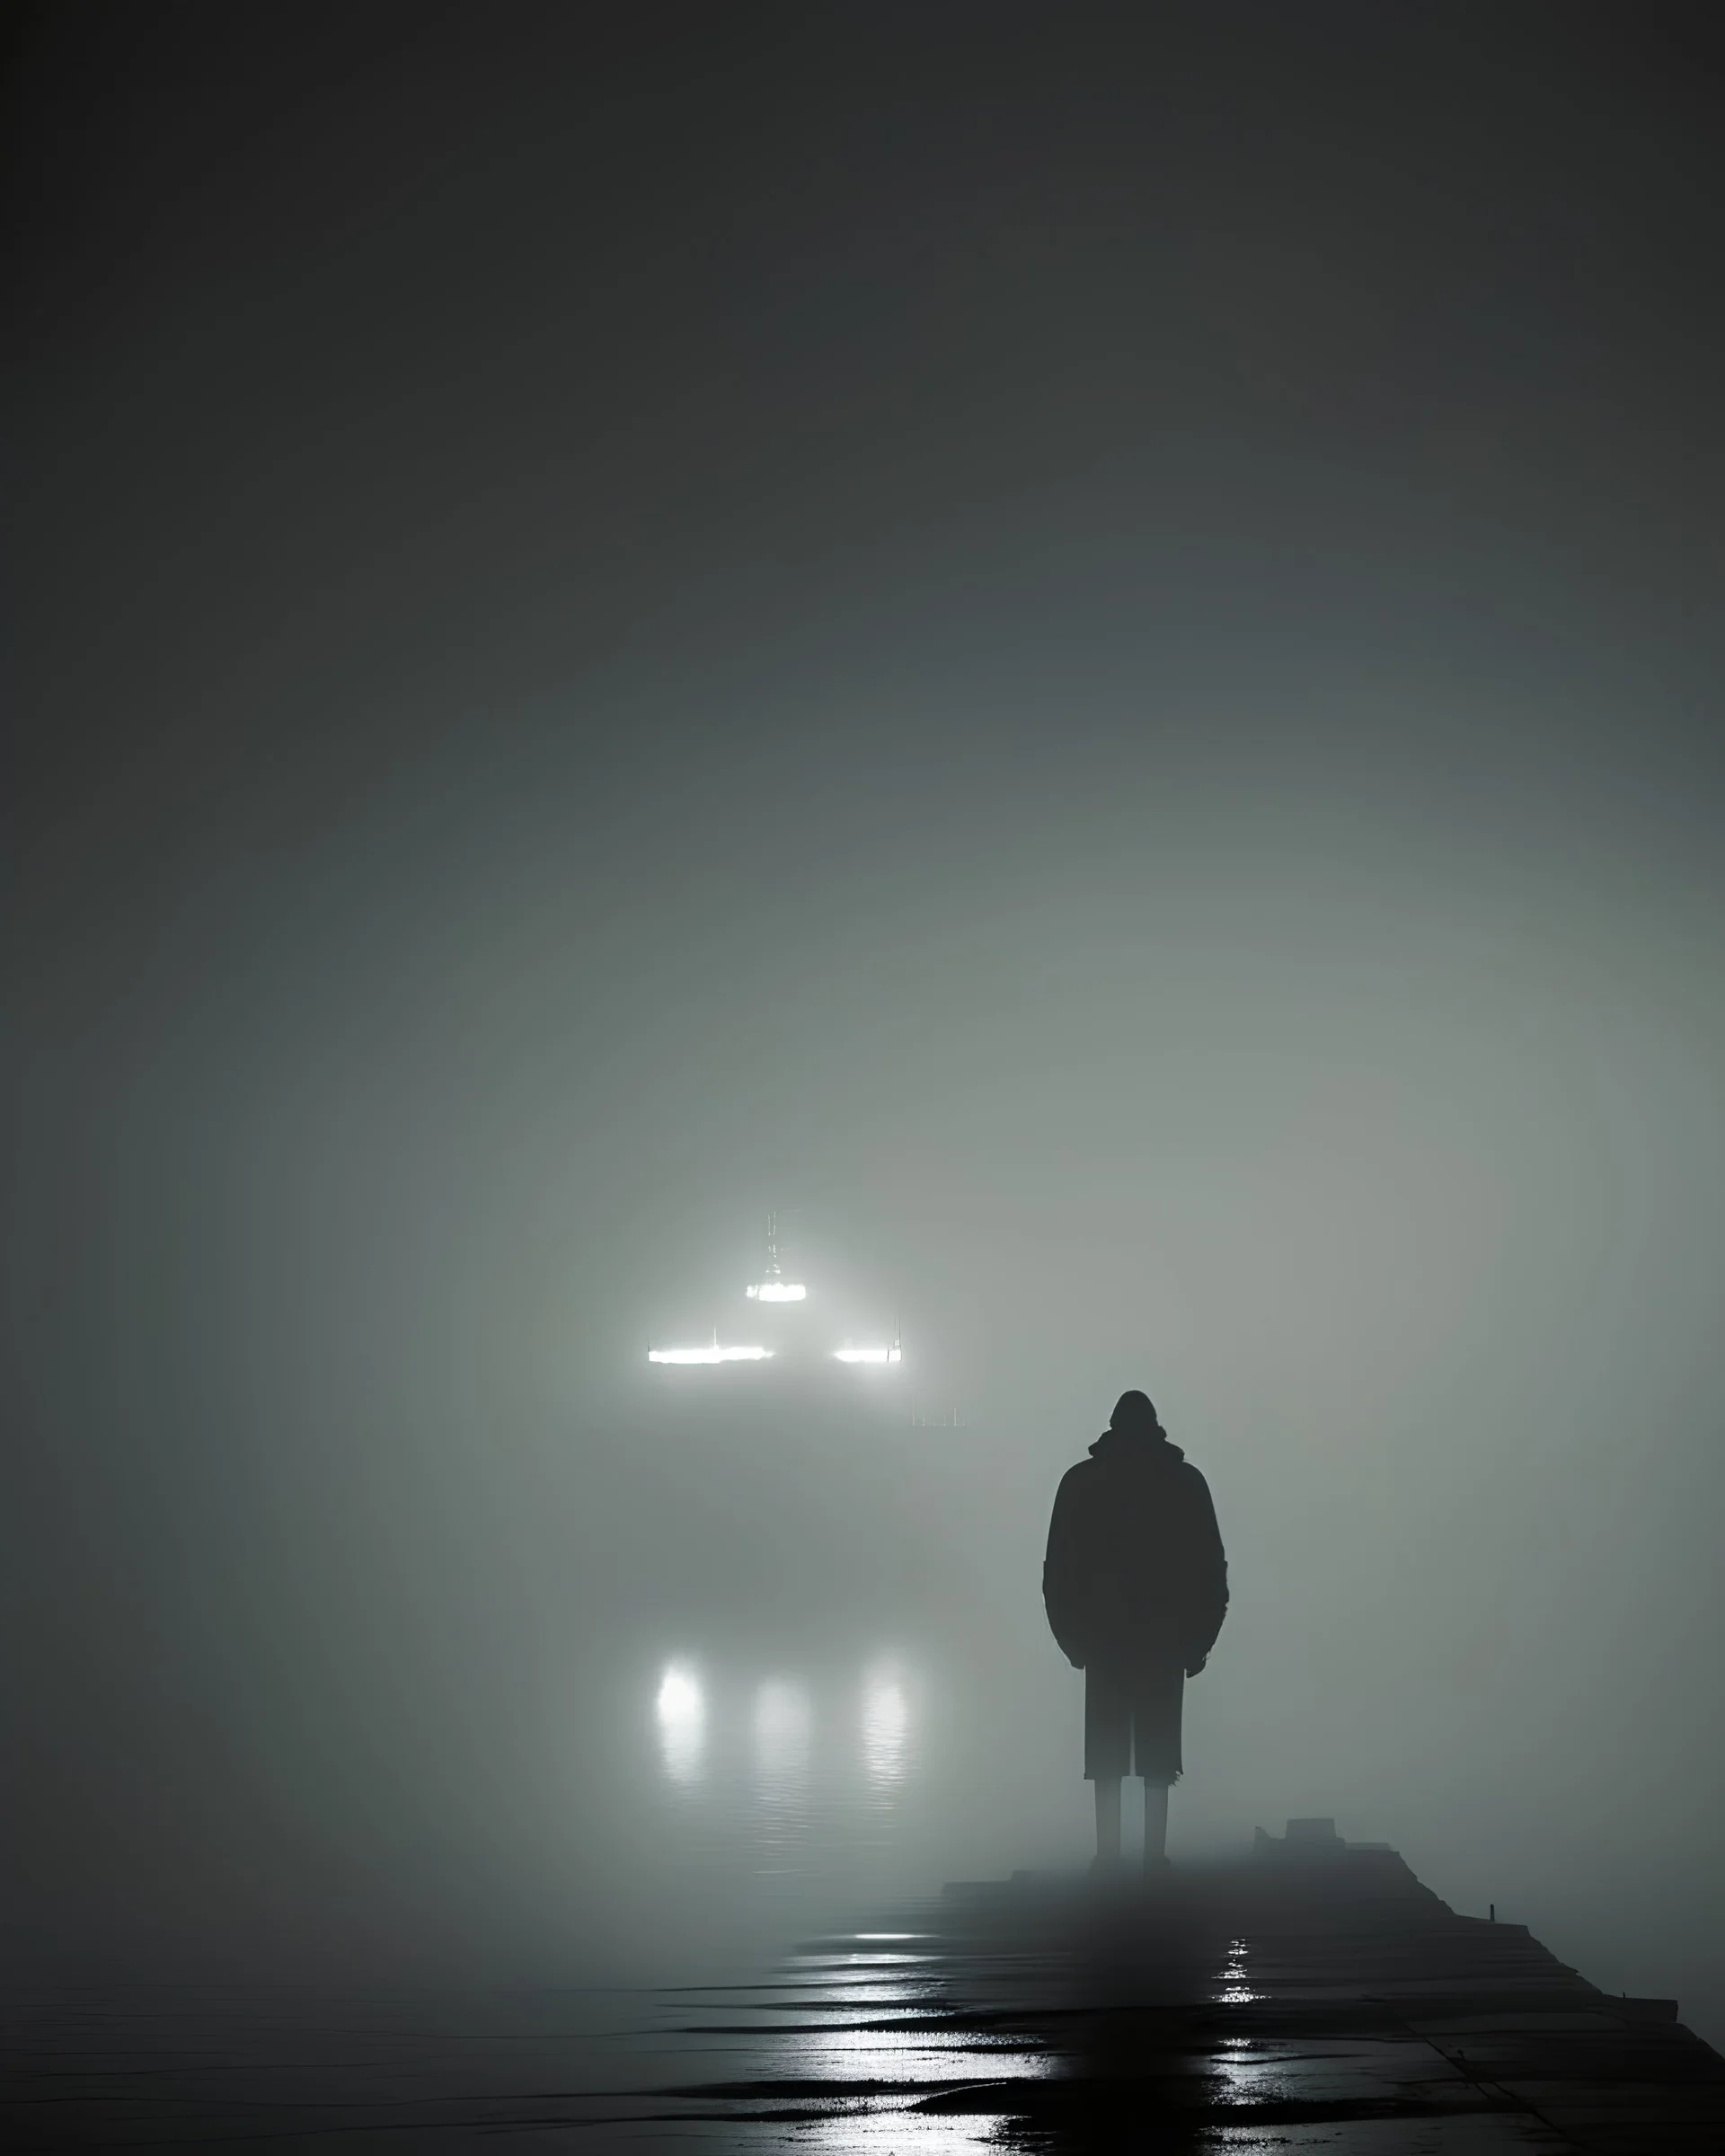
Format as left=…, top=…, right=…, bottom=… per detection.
left=1216, top=1935, right=1265, bottom=2004
left=862, top=1664, right=911, bottom=1787
left=753, top=1678, right=812, bottom=1789
left=648, top=1656, right=930, bottom=1897
left=1216, top=2031, right=1290, bottom=2106
left=751, top=1678, right=813, bottom=1873
left=655, top=1662, right=704, bottom=1784
left=797, top=2116, right=1005, bottom=2152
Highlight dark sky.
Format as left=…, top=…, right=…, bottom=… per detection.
left=4, top=2, right=1724, bottom=2013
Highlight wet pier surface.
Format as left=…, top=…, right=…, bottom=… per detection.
left=4, top=1841, right=1722, bottom=2149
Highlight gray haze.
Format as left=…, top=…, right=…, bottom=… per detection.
left=5, top=4, right=1724, bottom=2043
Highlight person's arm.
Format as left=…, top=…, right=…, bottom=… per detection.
left=1042, top=1471, right=1088, bottom=1667
left=1183, top=1470, right=1229, bottom=1674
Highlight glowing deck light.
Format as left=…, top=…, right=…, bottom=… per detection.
left=833, top=1344, right=902, bottom=1364
left=648, top=1340, right=774, bottom=1365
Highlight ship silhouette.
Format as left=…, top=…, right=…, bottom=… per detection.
left=647, top=1214, right=903, bottom=1374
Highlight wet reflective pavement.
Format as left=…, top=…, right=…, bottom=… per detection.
left=4, top=1840, right=1721, bottom=2149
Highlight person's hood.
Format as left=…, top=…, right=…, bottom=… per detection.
left=1088, top=1426, right=1184, bottom=1465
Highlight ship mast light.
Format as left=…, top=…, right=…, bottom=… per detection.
left=747, top=1211, right=806, bottom=1303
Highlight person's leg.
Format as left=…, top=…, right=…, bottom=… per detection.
left=1094, top=1776, right=1122, bottom=1861
left=1128, top=1661, right=1181, bottom=1874
left=1084, top=1665, right=1129, bottom=1867
left=1143, top=1778, right=1170, bottom=1868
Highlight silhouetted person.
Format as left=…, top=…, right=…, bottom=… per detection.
left=1043, top=1390, right=1228, bottom=1875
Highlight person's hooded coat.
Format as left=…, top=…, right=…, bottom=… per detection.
left=1042, top=1397, right=1228, bottom=1673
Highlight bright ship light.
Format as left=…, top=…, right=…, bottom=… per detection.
left=834, top=1341, right=902, bottom=1365
left=649, top=1339, right=774, bottom=1365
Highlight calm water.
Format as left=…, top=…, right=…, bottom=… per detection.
left=538, top=1409, right=1090, bottom=1987
left=604, top=1646, right=981, bottom=1977
left=0, top=1643, right=1077, bottom=2147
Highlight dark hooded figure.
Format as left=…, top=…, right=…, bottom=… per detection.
left=1043, top=1390, right=1227, bottom=1871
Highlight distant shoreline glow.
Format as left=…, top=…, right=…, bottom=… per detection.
left=648, top=1343, right=774, bottom=1364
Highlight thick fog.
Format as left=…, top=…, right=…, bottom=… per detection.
left=5, top=4, right=1723, bottom=2047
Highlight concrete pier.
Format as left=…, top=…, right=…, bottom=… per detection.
left=3, top=1835, right=1721, bottom=2147
left=649, top=1830, right=1725, bottom=2150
